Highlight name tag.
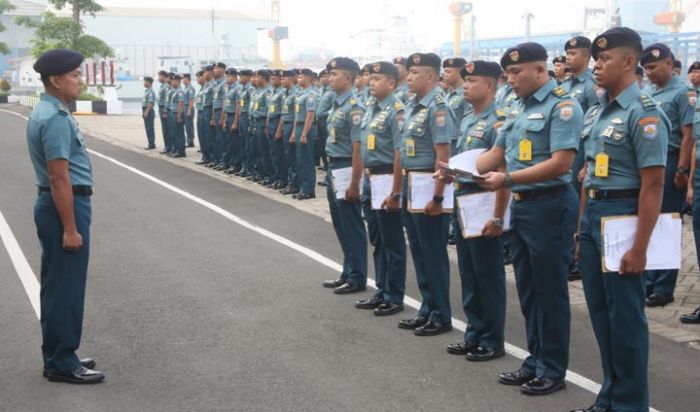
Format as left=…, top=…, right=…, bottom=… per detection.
left=367, top=134, right=376, bottom=150
left=595, top=153, right=609, bottom=177
left=270, top=105, right=276, bottom=113
left=406, top=138, right=416, bottom=157
left=527, top=113, right=545, bottom=120
left=296, top=104, right=301, bottom=113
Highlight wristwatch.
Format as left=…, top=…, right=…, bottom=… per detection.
left=504, top=172, right=514, bottom=188
left=491, top=217, right=504, bottom=228
left=391, top=192, right=401, bottom=201
left=676, top=167, right=689, bottom=176
left=432, top=195, right=444, bottom=204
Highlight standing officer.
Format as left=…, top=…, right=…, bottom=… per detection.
left=552, top=56, right=567, bottom=84
left=673, top=59, right=682, bottom=77
left=182, top=73, right=196, bottom=148
left=221, top=68, right=240, bottom=174
left=27, top=49, right=104, bottom=384
left=393, top=57, right=411, bottom=104
left=688, top=61, right=700, bottom=91
left=642, top=43, right=694, bottom=307
left=443, top=58, right=470, bottom=147
left=196, top=66, right=214, bottom=165
left=278, top=70, right=299, bottom=193
left=210, top=62, right=227, bottom=169
left=290, top=68, right=318, bottom=200
left=251, top=70, right=273, bottom=184
left=159, top=73, right=174, bottom=155
left=157, top=70, right=170, bottom=153
left=320, top=57, right=368, bottom=293
left=168, top=74, right=186, bottom=158
left=142, top=76, right=156, bottom=150
left=563, top=35, right=598, bottom=280
left=442, top=60, right=508, bottom=361
left=194, top=70, right=207, bottom=161
left=570, top=27, right=669, bottom=412
left=354, top=61, right=406, bottom=315
left=396, top=52, right=454, bottom=336
left=316, top=69, right=336, bottom=173
left=266, top=69, right=285, bottom=186
left=234, top=69, right=255, bottom=177
left=476, top=42, right=583, bottom=395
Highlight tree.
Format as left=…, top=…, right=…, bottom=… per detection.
left=15, top=10, right=113, bottom=58
left=0, top=0, right=17, bottom=55
left=48, top=0, right=104, bottom=24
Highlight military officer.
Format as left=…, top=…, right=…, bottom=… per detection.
left=684, top=62, right=700, bottom=325
left=316, top=69, right=336, bottom=173
left=278, top=70, right=299, bottom=193
left=194, top=71, right=207, bottom=161
left=168, top=74, right=186, bottom=158
left=393, top=57, right=411, bottom=104
left=142, top=76, right=156, bottom=150
left=157, top=70, right=170, bottom=153
left=210, top=62, right=227, bottom=169
left=221, top=68, right=239, bottom=173
left=641, top=43, right=694, bottom=307
left=266, top=69, right=285, bottom=186
left=476, top=42, right=583, bottom=395
left=234, top=69, right=255, bottom=177
left=196, top=66, right=215, bottom=165
left=354, top=61, right=406, bottom=315
left=673, top=59, right=682, bottom=77
left=160, top=73, right=176, bottom=155
left=552, top=55, right=567, bottom=84
left=443, top=58, right=471, bottom=149
left=320, top=57, right=368, bottom=293
left=394, top=52, right=454, bottom=336
left=250, top=69, right=273, bottom=183
left=688, top=61, right=700, bottom=91
left=27, top=49, right=104, bottom=384
left=440, top=60, right=508, bottom=361
left=182, top=73, right=196, bottom=148
left=570, top=27, right=670, bottom=412
left=290, top=68, right=318, bottom=200
left=355, top=64, right=371, bottom=105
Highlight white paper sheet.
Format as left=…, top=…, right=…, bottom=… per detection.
left=408, top=172, right=454, bottom=212
left=331, top=167, right=363, bottom=200
left=455, top=192, right=512, bottom=238
left=602, top=213, right=682, bottom=273
left=369, top=174, right=395, bottom=210
left=441, top=149, right=487, bottom=181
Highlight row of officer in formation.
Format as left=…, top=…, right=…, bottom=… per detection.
left=136, top=26, right=700, bottom=412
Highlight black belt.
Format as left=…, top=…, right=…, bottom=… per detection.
left=38, top=186, right=93, bottom=196
left=365, top=165, right=394, bottom=175
left=329, top=157, right=352, bottom=163
left=586, top=188, right=639, bottom=200
left=402, top=168, right=434, bottom=176
left=455, top=182, right=480, bottom=191
left=282, top=118, right=294, bottom=123
left=513, top=185, right=567, bottom=202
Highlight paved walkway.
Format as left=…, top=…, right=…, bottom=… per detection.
left=73, top=110, right=700, bottom=349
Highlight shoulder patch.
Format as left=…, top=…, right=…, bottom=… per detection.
left=639, top=93, right=657, bottom=110
left=552, top=87, right=568, bottom=98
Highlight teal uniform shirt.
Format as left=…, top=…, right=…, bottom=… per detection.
left=399, top=86, right=454, bottom=170
left=694, top=93, right=700, bottom=161
left=583, top=82, right=670, bottom=190
left=294, top=87, right=317, bottom=123
left=157, top=82, right=169, bottom=107
left=142, top=87, right=156, bottom=108
left=195, top=85, right=204, bottom=111
left=239, top=84, right=252, bottom=114
left=224, top=83, right=239, bottom=114
left=496, top=83, right=520, bottom=116
left=212, top=77, right=226, bottom=110
left=360, top=94, right=405, bottom=167
left=203, top=80, right=214, bottom=107
left=169, top=87, right=184, bottom=113
left=561, top=69, right=598, bottom=113
left=164, top=86, right=174, bottom=114
left=281, top=87, right=296, bottom=122
left=268, top=86, right=284, bottom=120
left=394, top=82, right=411, bottom=104
left=495, top=80, right=584, bottom=191
left=251, top=86, right=272, bottom=119
left=356, top=87, right=371, bottom=106
left=184, top=83, right=196, bottom=113
left=27, top=93, right=93, bottom=187
left=643, top=75, right=694, bottom=150
left=457, top=101, right=504, bottom=154
left=447, top=87, right=472, bottom=123
left=317, top=87, right=336, bottom=119
left=326, top=90, right=363, bottom=158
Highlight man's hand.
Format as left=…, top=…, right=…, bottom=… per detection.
left=433, top=166, right=455, bottom=184
left=301, top=134, right=308, bottom=145
left=345, top=184, right=360, bottom=202
left=275, top=128, right=283, bottom=140
left=482, top=219, right=503, bottom=238
left=424, top=200, right=443, bottom=216
left=687, top=186, right=694, bottom=205
left=619, top=247, right=646, bottom=275
left=210, top=119, right=215, bottom=127
left=289, top=132, right=296, bottom=144
left=63, top=230, right=83, bottom=252
left=578, top=166, right=587, bottom=183
left=382, top=196, right=400, bottom=212
left=478, top=171, right=506, bottom=191
left=674, top=172, right=688, bottom=190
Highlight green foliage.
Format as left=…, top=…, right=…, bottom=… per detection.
left=0, top=79, right=11, bottom=92
left=0, top=0, right=17, bottom=54
left=49, top=1, right=105, bottom=21
left=15, top=12, right=114, bottom=58
left=78, top=92, right=102, bottom=101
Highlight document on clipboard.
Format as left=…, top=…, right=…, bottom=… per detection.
left=331, top=167, right=364, bottom=200
left=601, top=213, right=682, bottom=273
left=438, top=149, right=487, bottom=182
left=455, top=192, right=512, bottom=238
left=407, top=172, right=454, bottom=213
left=369, top=174, right=395, bottom=210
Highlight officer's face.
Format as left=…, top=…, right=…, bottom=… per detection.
left=673, top=67, right=681, bottom=76
left=505, top=62, right=544, bottom=98
left=213, top=66, right=224, bottom=77
left=298, top=74, right=311, bottom=87
left=143, top=80, right=152, bottom=88
left=204, top=71, right=213, bottom=81
left=565, top=49, right=590, bottom=71
left=281, top=76, right=293, bottom=88
left=553, top=62, right=566, bottom=77
left=226, top=74, right=236, bottom=85
left=369, top=74, right=395, bottom=99
left=329, top=70, right=351, bottom=92
left=690, top=70, right=700, bottom=86
left=594, top=49, right=637, bottom=90
left=643, top=58, right=673, bottom=85
left=319, top=75, right=329, bottom=86
left=462, top=76, right=493, bottom=104
left=158, top=75, right=166, bottom=83
left=395, top=64, right=408, bottom=80
left=197, top=76, right=204, bottom=85
left=442, top=67, right=461, bottom=86
left=271, top=76, right=281, bottom=87
left=407, top=67, right=434, bottom=94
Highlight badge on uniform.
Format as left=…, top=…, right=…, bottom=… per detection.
left=595, top=152, right=609, bottom=177
left=559, top=106, right=574, bottom=122
left=519, top=138, right=532, bottom=161
left=406, top=138, right=416, bottom=157
left=435, top=110, right=447, bottom=127
left=367, top=133, right=376, bottom=150
left=639, top=117, right=658, bottom=139
left=527, top=113, right=545, bottom=120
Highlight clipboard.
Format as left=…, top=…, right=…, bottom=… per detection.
left=407, top=172, right=454, bottom=213
left=455, top=192, right=512, bottom=239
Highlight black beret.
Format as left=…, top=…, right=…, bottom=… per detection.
left=327, top=57, right=361, bottom=73
left=636, top=66, right=644, bottom=76
left=461, top=60, right=502, bottom=79
left=641, top=43, right=673, bottom=66
left=500, top=42, right=548, bottom=69
left=406, top=52, right=441, bottom=71
left=195, top=71, right=204, bottom=77
left=143, top=76, right=154, bottom=82
left=270, top=69, right=283, bottom=76
left=214, top=62, right=227, bottom=69
left=442, top=57, right=467, bottom=69
left=183, top=73, right=191, bottom=79
left=367, top=61, right=399, bottom=78
left=225, top=68, right=238, bottom=75
left=239, top=69, right=253, bottom=76
left=204, top=65, right=214, bottom=71
left=282, top=69, right=296, bottom=77
left=689, top=61, right=700, bottom=73
left=256, top=69, right=271, bottom=78
left=393, top=57, right=408, bottom=66
left=674, top=59, right=682, bottom=69
left=158, top=70, right=168, bottom=76
left=173, top=74, right=182, bottom=80
left=592, top=27, right=642, bottom=60
left=552, top=55, right=566, bottom=64
left=33, top=49, right=84, bottom=76
left=168, top=72, right=176, bottom=79
left=565, top=36, right=591, bottom=51
left=299, top=68, right=315, bottom=77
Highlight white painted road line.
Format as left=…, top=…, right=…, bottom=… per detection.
left=0, top=209, right=41, bottom=319
left=0, top=108, right=661, bottom=411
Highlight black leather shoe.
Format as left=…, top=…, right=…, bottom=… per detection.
left=159, top=149, right=169, bottom=155
left=172, top=153, right=186, bottom=158
left=355, top=295, right=384, bottom=309
left=520, top=377, right=566, bottom=396
left=317, top=181, right=328, bottom=187
left=646, top=293, right=674, bottom=307
left=498, top=368, right=535, bottom=386
left=144, top=146, right=155, bottom=150
left=195, top=160, right=209, bottom=165
left=187, top=143, right=195, bottom=148
left=466, top=346, right=506, bottom=362
left=334, top=282, right=366, bottom=295
left=374, top=302, right=404, bottom=316
left=568, top=262, right=582, bottom=281
left=414, top=321, right=453, bottom=336
left=322, top=278, right=344, bottom=288
left=296, top=193, right=316, bottom=200
left=398, top=316, right=428, bottom=330
left=281, top=187, right=299, bottom=195
left=44, top=366, right=105, bottom=384
left=446, top=341, right=478, bottom=355
left=680, top=306, right=700, bottom=324
left=42, top=358, right=96, bottom=377
left=569, top=405, right=608, bottom=412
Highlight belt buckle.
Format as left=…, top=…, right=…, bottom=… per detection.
left=364, top=168, right=371, bottom=175
left=455, top=183, right=461, bottom=191
left=587, top=189, right=597, bottom=200
left=513, top=192, right=522, bottom=201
